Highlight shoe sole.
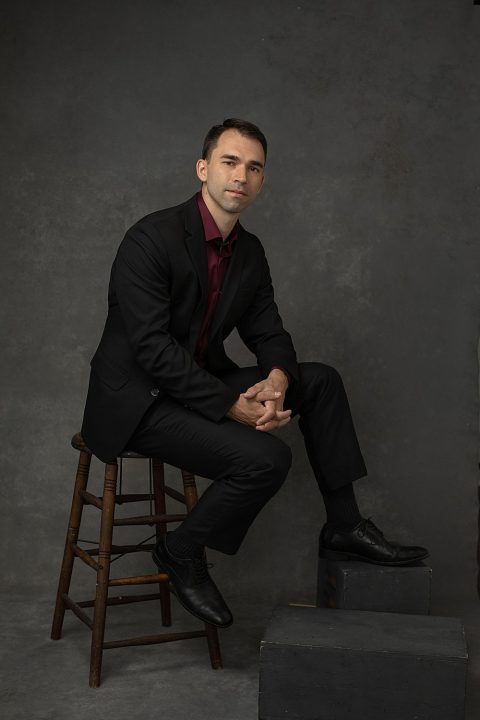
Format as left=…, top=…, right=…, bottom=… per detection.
left=152, top=547, right=233, bottom=629
left=319, top=547, right=430, bottom=566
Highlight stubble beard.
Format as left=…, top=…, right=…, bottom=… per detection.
left=217, top=190, right=248, bottom=215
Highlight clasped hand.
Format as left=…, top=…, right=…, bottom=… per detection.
left=226, top=371, right=292, bottom=432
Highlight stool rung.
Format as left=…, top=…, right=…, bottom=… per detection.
left=85, top=543, right=155, bottom=557
left=114, top=493, right=154, bottom=503
left=62, top=594, right=93, bottom=629
left=80, top=490, right=103, bottom=509
left=103, top=630, right=206, bottom=650
left=77, top=592, right=163, bottom=608
left=71, top=543, right=100, bottom=571
left=164, top=486, right=186, bottom=504
left=109, top=572, right=169, bottom=587
left=113, top=513, right=186, bottom=526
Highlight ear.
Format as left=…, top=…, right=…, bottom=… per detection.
left=196, top=158, right=207, bottom=183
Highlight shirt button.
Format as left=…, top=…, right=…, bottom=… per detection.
left=150, top=388, right=159, bottom=397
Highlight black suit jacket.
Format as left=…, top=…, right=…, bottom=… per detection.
left=81, top=194, right=299, bottom=462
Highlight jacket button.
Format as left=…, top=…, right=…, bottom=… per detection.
left=150, top=388, right=159, bottom=397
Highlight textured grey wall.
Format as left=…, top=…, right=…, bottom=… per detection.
left=1, top=0, right=479, bottom=611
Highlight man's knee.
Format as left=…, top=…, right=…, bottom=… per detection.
left=272, top=438, right=293, bottom=477
left=234, top=434, right=291, bottom=486
left=321, top=362, right=343, bottom=388
left=301, top=361, right=344, bottom=390
left=261, top=437, right=292, bottom=488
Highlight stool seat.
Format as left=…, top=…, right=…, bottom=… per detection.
left=71, top=432, right=146, bottom=459
left=52, top=432, right=222, bottom=687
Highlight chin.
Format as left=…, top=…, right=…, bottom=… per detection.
left=222, top=200, right=245, bottom=213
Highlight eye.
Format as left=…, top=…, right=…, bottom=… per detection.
left=223, top=161, right=235, bottom=166
left=250, top=166, right=260, bottom=173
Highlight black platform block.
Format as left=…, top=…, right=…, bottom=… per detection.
left=317, top=557, right=432, bottom=614
left=259, top=606, right=467, bottom=720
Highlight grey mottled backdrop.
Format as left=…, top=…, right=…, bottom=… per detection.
left=1, top=0, right=479, bottom=612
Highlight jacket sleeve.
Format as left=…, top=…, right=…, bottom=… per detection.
left=113, top=223, right=238, bottom=421
left=236, top=243, right=299, bottom=385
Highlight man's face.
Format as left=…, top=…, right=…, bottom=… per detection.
left=196, top=129, right=265, bottom=216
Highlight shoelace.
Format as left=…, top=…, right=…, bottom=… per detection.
left=357, top=517, right=384, bottom=539
left=192, top=557, right=214, bottom=584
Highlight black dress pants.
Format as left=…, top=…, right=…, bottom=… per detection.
left=128, top=362, right=367, bottom=555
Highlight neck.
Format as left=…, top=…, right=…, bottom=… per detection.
left=201, top=185, right=239, bottom=240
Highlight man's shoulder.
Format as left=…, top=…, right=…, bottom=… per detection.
left=116, top=197, right=194, bottom=263
left=131, top=196, right=192, bottom=236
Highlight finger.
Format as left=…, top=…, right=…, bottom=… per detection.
left=256, top=405, right=291, bottom=425
left=256, top=407, right=277, bottom=425
left=255, top=420, right=278, bottom=432
left=242, top=383, right=263, bottom=398
left=274, top=409, right=291, bottom=419
left=255, top=418, right=290, bottom=432
left=254, top=391, right=282, bottom=403
left=256, top=411, right=292, bottom=431
left=243, top=382, right=282, bottom=400
left=256, top=408, right=291, bottom=423
left=257, top=415, right=292, bottom=431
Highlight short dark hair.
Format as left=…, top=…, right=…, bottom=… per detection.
left=201, top=118, right=267, bottom=162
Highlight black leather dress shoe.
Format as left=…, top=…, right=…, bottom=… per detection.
left=152, top=534, right=233, bottom=628
left=319, top=518, right=429, bottom=566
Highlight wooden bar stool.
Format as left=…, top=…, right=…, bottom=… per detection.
left=51, top=433, right=222, bottom=687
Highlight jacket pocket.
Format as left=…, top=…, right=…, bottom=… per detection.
left=91, top=351, right=130, bottom=390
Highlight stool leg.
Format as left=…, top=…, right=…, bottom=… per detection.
left=181, top=469, right=223, bottom=669
left=89, top=461, right=117, bottom=688
left=51, top=449, right=92, bottom=640
left=152, top=458, right=172, bottom=626
left=205, top=624, right=223, bottom=669
left=182, top=468, right=199, bottom=512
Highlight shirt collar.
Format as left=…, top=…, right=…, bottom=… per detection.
left=196, top=191, right=238, bottom=246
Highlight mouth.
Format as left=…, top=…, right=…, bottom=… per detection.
left=227, top=189, right=246, bottom=197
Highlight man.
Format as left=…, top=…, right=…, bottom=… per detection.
left=81, top=118, right=428, bottom=629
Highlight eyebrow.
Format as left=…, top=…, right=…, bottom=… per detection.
left=220, top=154, right=264, bottom=170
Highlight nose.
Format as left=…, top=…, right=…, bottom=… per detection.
left=234, top=164, right=247, bottom=184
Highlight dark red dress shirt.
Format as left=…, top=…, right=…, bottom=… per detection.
left=194, top=192, right=237, bottom=367
left=194, top=191, right=289, bottom=386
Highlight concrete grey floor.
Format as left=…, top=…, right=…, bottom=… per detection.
left=1, top=591, right=479, bottom=720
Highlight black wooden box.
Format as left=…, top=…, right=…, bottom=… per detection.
left=317, top=557, right=432, bottom=614
left=259, top=606, right=467, bottom=720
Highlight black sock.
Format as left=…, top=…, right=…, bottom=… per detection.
left=166, top=527, right=204, bottom=559
left=321, top=483, right=362, bottom=527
